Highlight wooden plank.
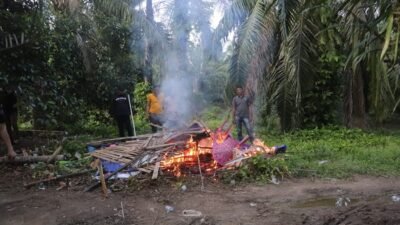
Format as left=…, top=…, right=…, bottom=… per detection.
left=85, top=152, right=155, bottom=192
left=87, top=133, right=163, bottom=146
left=90, top=153, right=132, bottom=164
left=152, top=162, right=160, bottom=180
left=137, top=168, right=152, bottom=173
left=145, top=141, right=186, bottom=150
left=98, top=149, right=141, bottom=158
left=92, top=149, right=140, bottom=159
left=97, top=160, right=108, bottom=198
left=95, top=156, right=131, bottom=164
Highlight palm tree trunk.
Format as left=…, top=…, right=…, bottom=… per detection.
left=172, top=0, right=190, bottom=75
left=343, top=69, right=367, bottom=129
left=144, top=0, right=154, bottom=84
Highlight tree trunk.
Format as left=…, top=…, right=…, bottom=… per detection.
left=172, top=0, right=190, bottom=76
left=144, top=0, right=155, bottom=84
left=343, top=69, right=367, bottom=129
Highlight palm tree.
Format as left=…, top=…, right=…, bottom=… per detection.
left=215, top=0, right=319, bottom=130
left=215, top=0, right=400, bottom=130
left=339, top=0, right=400, bottom=127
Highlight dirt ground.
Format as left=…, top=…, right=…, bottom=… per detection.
left=1, top=164, right=400, bottom=225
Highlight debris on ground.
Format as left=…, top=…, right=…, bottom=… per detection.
left=392, top=195, right=400, bottom=202
left=82, top=120, right=287, bottom=192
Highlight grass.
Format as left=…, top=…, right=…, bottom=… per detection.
left=200, top=106, right=400, bottom=179
left=198, top=105, right=230, bottom=130
left=259, top=128, right=400, bottom=178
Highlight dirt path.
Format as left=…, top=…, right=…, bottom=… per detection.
left=1, top=175, right=400, bottom=225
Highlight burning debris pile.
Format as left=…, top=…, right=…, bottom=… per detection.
left=86, top=121, right=286, bottom=186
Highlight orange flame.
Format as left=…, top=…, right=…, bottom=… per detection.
left=160, top=136, right=218, bottom=177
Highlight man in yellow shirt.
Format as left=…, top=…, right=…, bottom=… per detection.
left=146, top=85, right=163, bottom=133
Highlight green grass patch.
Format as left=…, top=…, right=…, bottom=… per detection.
left=198, top=105, right=229, bottom=130
left=259, top=127, right=400, bottom=178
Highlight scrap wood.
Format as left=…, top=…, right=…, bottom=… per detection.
left=47, top=137, right=67, bottom=163
left=151, top=162, right=160, bottom=180
left=237, top=135, right=249, bottom=146
left=145, top=141, right=186, bottom=150
left=85, top=135, right=155, bottom=192
left=87, top=133, right=162, bottom=146
left=138, top=168, right=152, bottom=173
left=0, top=155, right=64, bottom=164
left=24, top=169, right=95, bottom=189
left=96, top=159, right=108, bottom=198
left=85, top=152, right=156, bottom=192
left=163, top=129, right=208, bottom=143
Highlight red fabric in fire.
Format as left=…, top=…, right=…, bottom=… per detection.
left=212, top=134, right=239, bottom=165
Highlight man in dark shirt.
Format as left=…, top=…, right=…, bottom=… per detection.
left=110, top=89, right=134, bottom=137
left=232, top=86, right=255, bottom=142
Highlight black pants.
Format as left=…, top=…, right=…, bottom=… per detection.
left=149, top=114, right=162, bottom=133
left=115, top=115, right=133, bottom=137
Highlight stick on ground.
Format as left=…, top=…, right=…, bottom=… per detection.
left=24, top=169, right=95, bottom=189
left=98, top=160, right=108, bottom=198
left=47, top=137, right=67, bottom=163
left=0, top=155, right=64, bottom=164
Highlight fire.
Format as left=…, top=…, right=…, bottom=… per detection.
left=159, top=130, right=280, bottom=177
left=160, top=136, right=218, bottom=177
left=238, top=138, right=276, bottom=158
left=213, top=128, right=228, bottom=144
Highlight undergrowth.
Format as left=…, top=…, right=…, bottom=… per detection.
left=259, top=127, right=400, bottom=178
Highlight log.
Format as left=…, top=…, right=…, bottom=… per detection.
left=47, top=137, right=67, bottom=163
left=24, top=169, right=95, bottom=188
left=0, top=155, right=64, bottom=164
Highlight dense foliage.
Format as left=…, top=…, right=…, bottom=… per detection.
left=216, top=0, right=400, bottom=130
left=1, top=0, right=400, bottom=132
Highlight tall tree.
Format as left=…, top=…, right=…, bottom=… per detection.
left=215, top=0, right=400, bottom=130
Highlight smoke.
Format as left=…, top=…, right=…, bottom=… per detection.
left=160, top=52, right=193, bottom=129
left=146, top=0, right=226, bottom=129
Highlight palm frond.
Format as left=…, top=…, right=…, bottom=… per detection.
left=228, top=0, right=277, bottom=86
left=213, top=0, right=260, bottom=43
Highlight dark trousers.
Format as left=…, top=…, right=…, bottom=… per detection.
left=149, top=114, right=162, bottom=133
left=235, top=116, right=255, bottom=142
left=115, top=115, right=133, bottom=137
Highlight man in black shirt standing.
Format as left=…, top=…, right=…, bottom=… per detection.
left=110, top=89, right=134, bottom=137
left=232, top=86, right=255, bottom=143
